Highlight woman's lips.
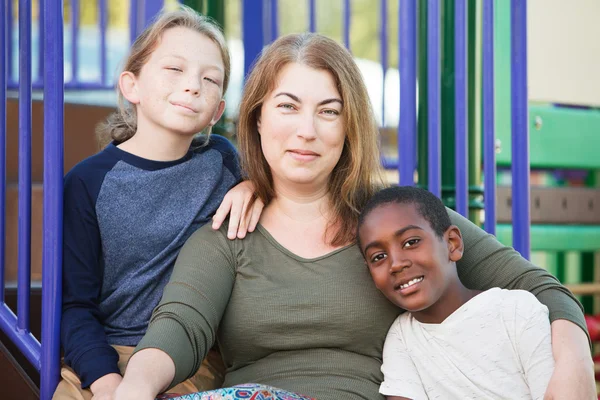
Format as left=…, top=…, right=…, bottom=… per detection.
left=287, top=149, right=320, bottom=161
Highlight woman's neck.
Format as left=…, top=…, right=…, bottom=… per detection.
left=266, top=182, right=332, bottom=223
left=117, top=123, right=194, bottom=162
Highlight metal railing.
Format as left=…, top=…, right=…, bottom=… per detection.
left=2, top=1, right=64, bottom=400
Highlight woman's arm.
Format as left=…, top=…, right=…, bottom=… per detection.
left=448, top=209, right=588, bottom=342
left=114, top=349, right=174, bottom=400
left=120, top=224, right=237, bottom=396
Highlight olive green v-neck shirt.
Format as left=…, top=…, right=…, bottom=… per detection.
left=137, top=209, right=586, bottom=400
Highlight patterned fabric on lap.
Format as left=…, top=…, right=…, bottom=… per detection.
left=156, top=383, right=316, bottom=400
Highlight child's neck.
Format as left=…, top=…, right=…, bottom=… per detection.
left=117, top=126, right=194, bottom=162
left=412, top=279, right=481, bottom=324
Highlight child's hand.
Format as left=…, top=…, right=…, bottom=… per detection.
left=212, top=180, right=264, bottom=239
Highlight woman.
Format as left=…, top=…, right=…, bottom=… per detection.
left=115, top=33, right=593, bottom=400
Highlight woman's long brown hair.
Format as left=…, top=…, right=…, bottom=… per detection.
left=238, top=33, right=385, bottom=246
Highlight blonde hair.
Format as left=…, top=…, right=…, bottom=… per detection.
left=97, top=6, right=230, bottom=148
left=238, top=33, right=385, bottom=246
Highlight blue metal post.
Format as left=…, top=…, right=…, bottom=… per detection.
left=398, top=0, right=416, bottom=186
left=37, top=0, right=44, bottom=84
left=18, top=0, right=32, bottom=333
left=510, top=0, right=530, bottom=259
left=0, top=0, right=7, bottom=302
left=129, top=0, right=139, bottom=44
left=270, top=0, right=278, bottom=42
left=71, top=0, right=79, bottom=83
left=7, top=0, right=13, bottom=82
left=380, top=0, right=387, bottom=127
left=243, top=0, right=265, bottom=79
left=483, top=0, right=496, bottom=234
left=309, top=0, right=316, bottom=32
left=41, top=0, right=64, bottom=397
left=427, top=0, right=441, bottom=197
left=99, top=0, right=108, bottom=85
left=143, top=0, right=163, bottom=29
left=343, top=0, right=351, bottom=50
left=454, top=0, right=468, bottom=216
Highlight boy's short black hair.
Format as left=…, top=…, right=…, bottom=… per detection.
left=357, top=186, right=452, bottom=247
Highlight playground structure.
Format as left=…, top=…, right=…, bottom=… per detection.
left=1, top=0, right=599, bottom=399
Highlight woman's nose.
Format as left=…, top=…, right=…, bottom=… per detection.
left=296, top=114, right=318, bottom=140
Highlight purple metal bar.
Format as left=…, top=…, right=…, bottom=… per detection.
left=143, top=0, right=164, bottom=30
left=309, top=0, right=316, bottom=32
left=427, top=0, right=441, bottom=197
left=99, top=0, right=108, bottom=85
left=0, top=0, right=7, bottom=302
left=454, top=0, right=468, bottom=216
left=7, top=0, right=13, bottom=82
left=343, top=0, right=351, bottom=50
left=243, top=0, right=265, bottom=79
left=71, top=0, right=79, bottom=83
left=0, top=304, right=40, bottom=369
left=510, top=0, right=530, bottom=259
left=37, top=0, right=44, bottom=84
left=398, top=0, right=417, bottom=186
left=18, top=0, right=32, bottom=333
left=9, top=81, right=114, bottom=90
left=270, top=0, right=278, bottom=42
left=483, top=0, right=496, bottom=234
left=41, top=0, right=64, bottom=396
left=380, top=0, right=387, bottom=127
left=129, top=0, right=139, bottom=44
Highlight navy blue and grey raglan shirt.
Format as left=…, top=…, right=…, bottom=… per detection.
left=61, top=135, right=241, bottom=388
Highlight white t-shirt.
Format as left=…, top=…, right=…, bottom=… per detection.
left=380, top=288, right=554, bottom=400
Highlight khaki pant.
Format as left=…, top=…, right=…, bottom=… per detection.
left=52, top=345, right=225, bottom=400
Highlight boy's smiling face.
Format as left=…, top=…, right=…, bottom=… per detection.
left=358, top=202, right=463, bottom=313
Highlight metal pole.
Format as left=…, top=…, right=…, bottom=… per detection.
left=41, top=0, right=64, bottom=397
left=380, top=0, right=387, bottom=128
left=309, top=0, right=316, bottom=32
left=510, top=0, right=530, bottom=259
left=243, top=0, right=265, bottom=79
left=483, top=0, right=496, bottom=234
left=399, top=0, right=417, bottom=186
left=427, top=0, right=441, bottom=197
left=343, top=0, right=351, bottom=50
left=99, top=0, right=108, bottom=85
left=455, top=0, right=468, bottom=216
left=0, top=0, right=7, bottom=302
left=17, top=0, right=32, bottom=334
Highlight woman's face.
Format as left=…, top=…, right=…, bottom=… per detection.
left=258, top=63, right=345, bottom=192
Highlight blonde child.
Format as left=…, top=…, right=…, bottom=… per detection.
left=54, top=7, right=261, bottom=400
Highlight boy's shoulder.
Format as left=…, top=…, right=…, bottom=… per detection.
left=65, top=145, right=120, bottom=187
left=191, top=134, right=237, bottom=156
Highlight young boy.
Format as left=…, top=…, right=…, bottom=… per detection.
left=357, top=186, right=555, bottom=400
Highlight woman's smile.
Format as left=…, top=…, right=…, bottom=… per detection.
left=286, top=149, right=320, bottom=162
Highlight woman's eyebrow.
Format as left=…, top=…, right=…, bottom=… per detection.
left=274, top=92, right=343, bottom=106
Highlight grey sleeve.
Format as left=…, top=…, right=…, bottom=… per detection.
left=448, top=208, right=589, bottom=344
left=134, top=224, right=236, bottom=387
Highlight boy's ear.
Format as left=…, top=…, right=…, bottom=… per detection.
left=209, top=99, right=226, bottom=127
left=446, top=225, right=464, bottom=262
left=119, top=71, right=140, bottom=105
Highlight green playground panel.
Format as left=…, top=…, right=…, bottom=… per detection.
left=496, top=225, right=600, bottom=252
left=495, top=105, right=600, bottom=169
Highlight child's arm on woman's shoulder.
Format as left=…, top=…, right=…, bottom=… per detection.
left=61, top=168, right=121, bottom=392
left=212, top=180, right=264, bottom=239
left=208, top=134, right=264, bottom=240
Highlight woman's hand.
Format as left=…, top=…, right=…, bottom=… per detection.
left=90, top=373, right=122, bottom=400
left=212, top=180, right=264, bottom=239
left=114, top=348, right=175, bottom=400
left=544, top=319, right=595, bottom=399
